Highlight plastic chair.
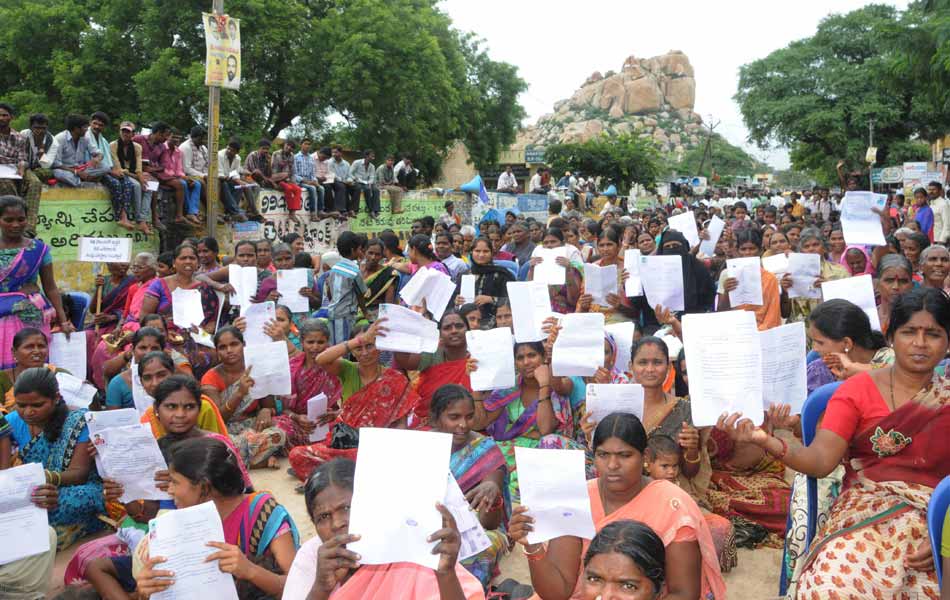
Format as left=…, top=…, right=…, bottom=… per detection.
left=928, top=475, right=950, bottom=586
left=805, top=350, right=821, bottom=365
left=63, top=291, right=91, bottom=331
left=800, top=381, right=843, bottom=553
left=518, top=261, right=531, bottom=281
left=493, top=260, right=518, bottom=280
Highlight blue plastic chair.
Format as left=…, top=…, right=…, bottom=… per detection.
left=518, top=261, right=531, bottom=281
left=493, top=259, right=518, bottom=280
left=928, top=475, right=950, bottom=586
left=805, top=350, right=821, bottom=365
left=63, top=291, right=91, bottom=331
left=801, top=381, right=844, bottom=552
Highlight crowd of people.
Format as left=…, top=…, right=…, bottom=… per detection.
left=0, top=106, right=423, bottom=239
left=0, top=147, right=947, bottom=600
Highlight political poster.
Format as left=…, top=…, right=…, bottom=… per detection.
left=203, top=13, right=241, bottom=90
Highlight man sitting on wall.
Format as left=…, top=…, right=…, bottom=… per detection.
left=0, top=103, right=42, bottom=236
left=85, top=111, right=136, bottom=230
left=271, top=139, right=302, bottom=223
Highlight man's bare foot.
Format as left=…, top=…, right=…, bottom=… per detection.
left=117, top=219, right=135, bottom=231
left=136, top=222, right=152, bottom=236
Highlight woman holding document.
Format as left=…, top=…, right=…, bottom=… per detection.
left=781, top=228, right=849, bottom=324
left=288, top=320, right=420, bottom=481
left=104, top=327, right=165, bottom=409
left=805, top=300, right=890, bottom=394
left=715, top=229, right=783, bottom=330
left=508, top=413, right=726, bottom=600
left=876, top=254, right=915, bottom=335
left=135, top=437, right=300, bottom=599
left=0, top=367, right=104, bottom=549
left=200, top=326, right=287, bottom=469
left=0, top=327, right=71, bottom=413
left=528, top=227, right=582, bottom=314
left=577, top=226, right=636, bottom=324
left=717, top=288, right=950, bottom=599
left=458, top=237, right=515, bottom=326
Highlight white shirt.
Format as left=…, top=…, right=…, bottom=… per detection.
left=529, top=173, right=542, bottom=191
left=933, top=196, right=950, bottom=242
left=497, top=171, right=517, bottom=190
left=179, top=138, right=209, bottom=177
left=216, top=148, right=242, bottom=180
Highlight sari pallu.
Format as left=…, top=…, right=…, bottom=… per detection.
left=274, top=353, right=343, bottom=448
left=412, top=358, right=471, bottom=427
left=794, top=375, right=950, bottom=599
left=0, top=240, right=55, bottom=370
left=451, top=434, right=511, bottom=589
left=288, top=368, right=420, bottom=481
left=86, top=275, right=136, bottom=379
left=362, top=266, right=399, bottom=320
left=145, top=278, right=219, bottom=378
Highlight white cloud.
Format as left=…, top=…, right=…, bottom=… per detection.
left=439, top=0, right=909, bottom=170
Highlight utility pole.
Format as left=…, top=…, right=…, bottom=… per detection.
left=695, top=116, right=720, bottom=178
left=205, top=0, right=224, bottom=233
left=868, top=119, right=875, bottom=192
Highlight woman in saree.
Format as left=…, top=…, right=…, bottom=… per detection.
left=471, top=340, right=581, bottom=503
left=87, top=261, right=134, bottom=358
left=119, top=252, right=158, bottom=324
left=72, top=372, right=247, bottom=592
left=575, top=520, right=667, bottom=600
left=921, top=244, right=950, bottom=292
left=840, top=244, right=874, bottom=277
left=716, top=228, right=784, bottom=331
left=281, top=458, right=482, bottom=600
left=137, top=351, right=226, bottom=437
left=720, top=286, right=950, bottom=599
left=528, top=227, right=582, bottom=314
left=105, top=327, right=165, bottom=410
left=393, top=310, right=472, bottom=426
left=255, top=243, right=319, bottom=329
left=901, top=231, right=930, bottom=281
left=430, top=384, right=510, bottom=589
left=782, top=228, right=850, bottom=324
left=287, top=320, right=419, bottom=481
left=256, top=238, right=277, bottom=272
left=274, top=319, right=342, bottom=448
left=136, top=436, right=300, bottom=599
left=805, top=299, right=890, bottom=395
left=0, top=367, right=103, bottom=550
left=0, top=327, right=72, bottom=413
left=200, top=326, right=286, bottom=469
left=577, top=225, right=638, bottom=326
left=457, top=237, right=515, bottom=326
left=139, top=242, right=220, bottom=378
left=508, top=412, right=726, bottom=600
left=361, top=238, right=398, bottom=320
left=196, top=236, right=222, bottom=274
left=0, top=196, right=75, bottom=370
left=877, top=254, right=915, bottom=335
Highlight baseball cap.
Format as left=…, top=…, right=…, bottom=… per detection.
left=119, top=121, right=135, bottom=131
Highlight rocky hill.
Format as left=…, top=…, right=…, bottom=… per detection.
left=516, top=50, right=706, bottom=157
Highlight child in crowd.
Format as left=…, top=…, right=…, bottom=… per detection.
left=644, top=433, right=682, bottom=482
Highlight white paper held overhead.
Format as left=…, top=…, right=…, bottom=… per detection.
left=276, top=268, right=310, bottom=313
left=551, top=312, right=605, bottom=377
left=507, top=281, right=552, bottom=343
left=466, top=328, right=516, bottom=391
left=640, top=255, right=685, bottom=312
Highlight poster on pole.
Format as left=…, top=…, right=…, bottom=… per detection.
left=203, top=13, right=241, bottom=90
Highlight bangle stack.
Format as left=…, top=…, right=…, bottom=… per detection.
left=765, top=436, right=789, bottom=461
left=524, top=542, right=547, bottom=562
left=684, top=450, right=701, bottom=464
left=45, top=470, right=62, bottom=486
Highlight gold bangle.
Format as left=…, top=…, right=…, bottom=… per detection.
left=684, top=451, right=701, bottom=464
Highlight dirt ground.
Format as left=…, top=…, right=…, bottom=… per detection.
left=48, top=457, right=784, bottom=599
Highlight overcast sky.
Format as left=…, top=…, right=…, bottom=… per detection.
left=440, top=0, right=909, bottom=170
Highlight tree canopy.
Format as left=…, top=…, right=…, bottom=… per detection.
left=734, top=4, right=938, bottom=184
left=545, top=134, right=662, bottom=191
left=0, top=0, right=526, bottom=180
left=673, top=134, right=768, bottom=182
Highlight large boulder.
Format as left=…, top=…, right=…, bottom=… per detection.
left=666, top=78, right=696, bottom=110
left=598, top=75, right=626, bottom=111
left=655, top=50, right=695, bottom=77
left=623, top=77, right=663, bottom=114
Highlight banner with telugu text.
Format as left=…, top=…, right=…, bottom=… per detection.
left=37, top=200, right=158, bottom=263
left=203, top=13, right=241, bottom=90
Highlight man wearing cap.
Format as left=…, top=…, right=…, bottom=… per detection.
left=110, top=121, right=153, bottom=235
left=0, top=103, right=43, bottom=236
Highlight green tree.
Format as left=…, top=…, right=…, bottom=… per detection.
left=675, top=134, right=767, bottom=179
left=734, top=4, right=942, bottom=185
left=545, top=134, right=662, bottom=191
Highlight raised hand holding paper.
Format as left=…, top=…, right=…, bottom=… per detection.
left=399, top=267, right=455, bottom=321
left=50, top=331, right=87, bottom=382
left=531, top=246, right=568, bottom=286
left=640, top=255, right=684, bottom=311
left=786, top=253, right=821, bottom=299
left=245, top=340, right=291, bottom=398
left=585, top=384, right=645, bottom=425
left=507, top=281, right=552, bottom=343
left=348, top=428, right=452, bottom=569
left=375, top=303, right=439, bottom=354
left=698, top=215, right=725, bottom=257
left=668, top=210, right=700, bottom=248
left=583, top=263, right=617, bottom=306
left=276, top=268, right=310, bottom=313
left=820, top=274, right=881, bottom=331
left=623, top=249, right=642, bottom=296
left=466, top=328, right=516, bottom=390
left=171, top=288, right=204, bottom=329
left=228, top=264, right=258, bottom=307
left=551, top=312, right=605, bottom=377
left=759, top=322, right=807, bottom=414
left=840, top=191, right=887, bottom=246
left=515, top=447, right=595, bottom=544
left=241, top=300, right=276, bottom=346
left=94, top=424, right=171, bottom=503
left=726, top=257, right=763, bottom=306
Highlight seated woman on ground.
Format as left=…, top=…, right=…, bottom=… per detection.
left=0, top=327, right=73, bottom=413
left=100, top=313, right=192, bottom=385
left=576, top=520, right=667, bottom=600
left=280, top=458, right=483, bottom=600
left=104, top=327, right=165, bottom=410
left=135, top=437, right=299, bottom=599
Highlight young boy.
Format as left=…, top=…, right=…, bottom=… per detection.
left=644, top=433, right=682, bottom=482
left=325, top=231, right=367, bottom=345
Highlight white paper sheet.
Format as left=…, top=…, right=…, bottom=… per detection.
left=56, top=372, right=97, bottom=409
left=85, top=408, right=140, bottom=436
left=0, top=164, right=23, bottom=180
left=759, top=322, right=808, bottom=414
left=50, top=331, right=87, bottom=381
left=444, top=474, right=491, bottom=561
left=726, top=257, right=763, bottom=307
left=228, top=264, right=258, bottom=307
left=466, top=328, right=516, bottom=391
left=145, top=180, right=159, bottom=192
left=459, top=274, right=476, bottom=304
left=531, top=246, right=568, bottom=286
left=245, top=340, right=291, bottom=399
left=171, top=288, right=204, bottom=329
left=148, top=501, right=239, bottom=600
left=840, top=191, right=888, bottom=247
left=640, top=255, right=685, bottom=312
left=761, top=253, right=789, bottom=275
left=583, top=263, right=618, bottom=306
left=623, top=249, right=642, bottom=297
left=78, top=237, right=133, bottom=263
left=507, top=281, right=553, bottom=343
left=399, top=267, right=456, bottom=321
left=551, top=313, right=605, bottom=377
left=683, top=311, right=764, bottom=427
left=585, top=384, right=645, bottom=425
left=375, top=303, right=440, bottom=354
left=820, top=274, right=882, bottom=331
left=95, top=424, right=171, bottom=503
left=515, top=447, right=595, bottom=544
left=698, top=215, right=725, bottom=257
left=786, top=253, right=821, bottom=299
left=349, top=428, right=453, bottom=569
left=240, top=301, right=276, bottom=346
left=668, top=210, right=700, bottom=248
left=0, top=463, right=49, bottom=565
left=276, top=269, right=309, bottom=313
left=306, top=393, right=330, bottom=442
left=605, top=323, right=636, bottom=375
left=128, top=359, right=155, bottom=416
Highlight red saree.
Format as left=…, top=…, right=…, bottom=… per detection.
left=287, top=368, right=420, bottom=481
left=274, top=353, right=343, bottom=448
left=412, top=359, right=471, bottom=427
